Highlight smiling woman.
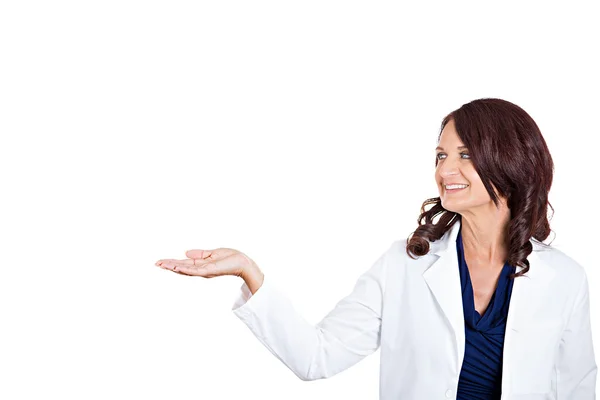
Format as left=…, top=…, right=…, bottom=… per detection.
left=407, top=98, right=555, bottom=279
left=156, top=98, right=596, bottom=400
left=402, top=98, right=590, bottom=398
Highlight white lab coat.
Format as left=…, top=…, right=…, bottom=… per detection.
left=231, top=219, right=597, bottom=399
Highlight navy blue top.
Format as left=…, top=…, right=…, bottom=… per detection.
left=456, top=225, right=516, bottom=400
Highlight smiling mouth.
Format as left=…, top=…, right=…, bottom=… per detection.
left=444, top=185, right=469, bottom=192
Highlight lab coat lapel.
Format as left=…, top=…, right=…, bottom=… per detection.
left=501, top=243, right=556, bottom=393
left=422, top=218, right=465, bottom=372
left=504, top=247, right=556, bottom=332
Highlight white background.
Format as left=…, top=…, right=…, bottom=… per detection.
left=1, top=1, right=598, bottom=399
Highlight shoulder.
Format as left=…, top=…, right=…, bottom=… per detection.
left=533, top=241, right=585, bottom=273
left=531, top=240, right=588, bottom=290
left=383, top=238, right=439, bottom=272
left=386, top=239, right=411, bottom=262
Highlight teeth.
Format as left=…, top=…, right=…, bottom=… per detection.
left=445, top=184, right=468, bottom=189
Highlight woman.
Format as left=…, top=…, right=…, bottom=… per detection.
left=155, top=98, right=597, bottom=399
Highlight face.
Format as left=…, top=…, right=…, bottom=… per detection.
left=435, top=119, right=495, bottom=214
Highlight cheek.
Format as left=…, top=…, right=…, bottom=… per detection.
left=464, top=169, right=483, bottom=185
left=471, top=184, right=493, bottom=201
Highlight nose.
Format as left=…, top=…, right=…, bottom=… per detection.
left=438, top=157, right=461, bottom=178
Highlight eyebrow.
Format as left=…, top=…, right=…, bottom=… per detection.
left=435, top=146, right=468, bottom=151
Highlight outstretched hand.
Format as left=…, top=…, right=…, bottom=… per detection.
left=155, top=248, right=254, bottom=278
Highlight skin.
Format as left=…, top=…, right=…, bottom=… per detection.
left=436, top=119, right=512, bottom=316
left=155, top=248, right=265, bottom=294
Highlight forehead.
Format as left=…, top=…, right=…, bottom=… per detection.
left=438, top=120, right=464, bottom=147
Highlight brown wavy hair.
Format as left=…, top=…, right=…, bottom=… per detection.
left=406, top=98, right=555, bottom=278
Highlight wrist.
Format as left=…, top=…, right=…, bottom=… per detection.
left=241, top=263, right=264, bottom=295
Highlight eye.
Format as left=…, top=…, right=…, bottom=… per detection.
left=436, top=152, right=470, bottom=160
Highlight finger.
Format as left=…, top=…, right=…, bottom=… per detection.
left=156, top=262, right=191, bottom=275
left=156, top=262, right=176, bottom=271
left=186, top=248, right=237, bottom=260
left=158, top=262, right=182, bottom=272
left=174, top=262, right=213, bottom=276
left=171, top=269, right=193, bottom=276
left=163, top=261, right=216, bottom=277
left=185, top=249, right=212, bottom=259
left=156, top=258, right=199, bottom=267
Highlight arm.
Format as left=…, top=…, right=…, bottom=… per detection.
left=231, top=244, right=391, bottom=381
left=556, top=269, right=598, bottom=398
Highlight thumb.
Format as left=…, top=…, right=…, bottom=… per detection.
left=186, top=249, right=211, bottom=259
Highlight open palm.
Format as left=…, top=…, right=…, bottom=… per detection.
left=155, top=247, right=253, bottom=278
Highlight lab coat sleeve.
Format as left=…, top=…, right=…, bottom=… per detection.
left=556, top=268, right=598, bottom=398
left=231, top=246, right=390, bottom=381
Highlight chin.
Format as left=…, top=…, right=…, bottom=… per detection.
left=440, top=200, right=461, bottom=212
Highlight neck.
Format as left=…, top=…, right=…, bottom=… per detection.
left=459, top=207, right=511, bottom=266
